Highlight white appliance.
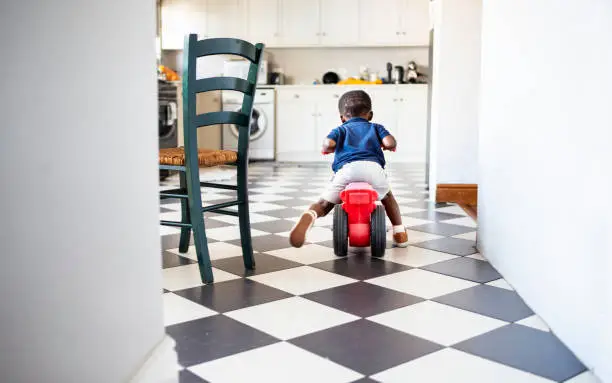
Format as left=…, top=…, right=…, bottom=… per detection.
left=223, top=59, right=268, bottom=85
left=222, top=89, right=275, bottom=160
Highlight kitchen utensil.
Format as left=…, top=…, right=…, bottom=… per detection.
left=406, top=61, right=418, bottom=83
left=386, top=62, right=393, bottom=84
left=269, top=71, right=285, bottom=85
left=322, top=71, right=340, bottom=84
left=392, top=66, right=405, bottom=84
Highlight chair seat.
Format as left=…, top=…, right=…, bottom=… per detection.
left=159, top=147, right=238, bottom=167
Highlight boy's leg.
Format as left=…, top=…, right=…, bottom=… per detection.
left=289, top=199, right=335, bottom=248
left=381, top=191, right=409, bottom=247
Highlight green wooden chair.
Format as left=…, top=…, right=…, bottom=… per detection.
left=159, top=35, right=265, bottom=284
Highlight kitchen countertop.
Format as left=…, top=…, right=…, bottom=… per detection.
left=263, top=83, right=428, bottom=89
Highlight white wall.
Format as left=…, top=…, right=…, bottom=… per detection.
left=478, top=0, right=612, bottom=381
left=429, top=0, right=481, bottom=192
left=0, top=1, right=165, bottom=382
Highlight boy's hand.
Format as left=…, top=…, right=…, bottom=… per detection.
left=381, top=135, right=397, bottom=152
left=322, top=138, right=336, bottom=154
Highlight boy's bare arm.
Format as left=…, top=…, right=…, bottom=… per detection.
left=322, top=138, right=336, bottom=153
left=382, top=135, right=397, bottom=151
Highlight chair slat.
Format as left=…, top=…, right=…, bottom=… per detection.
left=193, top=38, right=258, bottom=62
left=194, top=111, right=249, bottom=128
left=193, top=77, right=254, bottom=95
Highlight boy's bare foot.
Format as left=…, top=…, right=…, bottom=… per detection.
left=289, top=211, right=317, bottom=248
left=393, top=229, right=409, bottom=248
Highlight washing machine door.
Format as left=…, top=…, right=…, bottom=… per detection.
left=230, top=106, right=267, bottom=141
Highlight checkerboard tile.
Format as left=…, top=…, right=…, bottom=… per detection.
left=160, top=163, right=588, bottom=381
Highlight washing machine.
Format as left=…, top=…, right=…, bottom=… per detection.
left=222, top=88, right=275, bottom=160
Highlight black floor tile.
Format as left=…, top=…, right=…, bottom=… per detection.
left=162, top=251, right=196, bottom=269
left=434, top=284, right=534, bottom=322
left=161, top=233, right=218, bottom=251
left=405, top=210, right=464, bottom=221
left=166, top=315, right=280, bottom=367
left=251, top=219, right=298, bottom=234
left=422, top=257, right=501, bottom=283
left=413, top=237, right=478, bottom=256
left=351, top=378, right=379, bottom=383
left=454, top=324, right=586, bottom=381
left=290, top=319, right=443, bottom=376
left=310, top=256, right=411, bottom=280
left=227, top=234, right=294, bottom=253
left=410, top=223, right=475, bottom=236
left=179, top=369, right=209, bottom=383
left=174, top=278, right=292, bottom=313
left=212, top=254, right=302, bottom=277
left=302, top=282, right=424, bottom=318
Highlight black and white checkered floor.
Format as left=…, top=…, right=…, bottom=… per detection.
left=160, top=163, right=596, bottom=383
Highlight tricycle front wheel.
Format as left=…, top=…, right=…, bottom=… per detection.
left=333, top=205, right=348, bottom=256
left=370, top=205, right=386, bottom=258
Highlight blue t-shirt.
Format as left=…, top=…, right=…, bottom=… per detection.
left=327, top=117, right=390, bottom=173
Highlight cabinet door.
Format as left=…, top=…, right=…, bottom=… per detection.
left=316, top=91, right=343, bottom=163
left=367, top=87, right=400, bottom=162
left=207, top=0, right=245, bottom=39
left=396, top=86, right=428, bottom=163
left=247, top=0, right=281, bottom=46
left=276, top=93, right=317, bottom=161
left=279, top=0, right=320, bottom=46
left=320, top=0, right=359, bottom=46
left=400, top=0, right=430, bottom=46
left=357, top=0, right=402, bottom=46
left=161, top=0, right=207, bottom=49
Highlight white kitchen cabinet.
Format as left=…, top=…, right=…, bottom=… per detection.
left=161, top=0, right=207, bottom=49
left=357, top=0, right=403, bottom=46
left=279, top=0, right=320, bottom=46
left=206, top=0, right=245, bottom=40
left=320, top=0, right=360, bottom=46
left=400, top=0, right=431, bottom=46
left=276, top=91, right=319, bottom=161
left=396, top=86, right=428, bottom=162
left=247, top=0, right=281, bottom=46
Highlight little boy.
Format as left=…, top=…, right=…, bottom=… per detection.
left=289, top=90, right=409, bottom=248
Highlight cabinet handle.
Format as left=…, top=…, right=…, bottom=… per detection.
left=333, top=94, right=339, bottom=98
left=294, top=94, right=300, bottom=99
left=396, top=31, right=400, bottom=35
left=273, top=32, right=279, bottom=37
left=402, top=32, right=407, bottom=35
left=400, top=98, right=404, bottom=101
left=316, top=32, right=321, bottom=36
left=322, top=32, right=327, bottom=36
left=393, top=98, right=398, bottom=102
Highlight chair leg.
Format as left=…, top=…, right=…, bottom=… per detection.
left=186, top=169, right=214, bottom=284
left=237, top=160, right=255, bottom=270
left=178, top=172, right=191, bottom=253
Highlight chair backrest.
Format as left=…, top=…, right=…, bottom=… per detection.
left=181, top=35, right=265, bottom=164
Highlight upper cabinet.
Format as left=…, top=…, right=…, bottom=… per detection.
left=161, top=0, right=430, bottom=49
left=320, top=0, right=360, bottom=46
left=247, top=0, right=281, bottom=46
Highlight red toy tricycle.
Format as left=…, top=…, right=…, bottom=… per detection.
left=333, top=182, right=386, bottom=258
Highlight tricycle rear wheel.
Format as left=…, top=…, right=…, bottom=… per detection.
left=333, top=205, right=348, bottom=257
left=370, top=205, right=386, bottom=258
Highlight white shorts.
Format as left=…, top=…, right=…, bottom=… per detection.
left=321, top=161, right=390, bottom=204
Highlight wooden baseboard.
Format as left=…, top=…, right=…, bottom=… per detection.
left=436, top=184, right=478, bottom=205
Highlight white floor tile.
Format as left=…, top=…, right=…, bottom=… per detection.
left=160, top=225, right=181, bottom=236
left=371, top=348, right=554, bottom=383
left=435, top=205, right=468, bottom=216
left=467, top=253, right=487, bottom=261
left=397, top=206, right=427, bottom=214
left=384, top=246, right=458, bottom=268
left=225, top=297, right=359, bottom=340
left=189, top=342, right=363, bottom=383
left=168, top=242, right=252, bottom=261
left=368, top=301, right=507, bottom=346
left=267, top=244, right=341, bottom=264
left=249, top=193, right=293, bottom=202
left=516, top=315, right=550, bottom=332
left=250, top=186, right=298, bottom=194
left=394, top=196, right=420, bottom=204
left=366, top=269, right=478, bottom=299
left=163, top=293, right=217, bottom=326
left=210, top=213, right=278, bottom=225
left=248, top=266, right=356, bottom=295
left=226, top=202, right=286, bottom=213
left=401, top=217, right=434, bottom=227
left=204, top=226, right=268, bottom=241
left=443, top=216, right=477, bottom=228
left=564, top=371, right=602, bottom=383
left=453, top=231, right=478, bottom=241
left=486, top=278, right=514, bottom=291
left=162, top=264, right=240, bottom=290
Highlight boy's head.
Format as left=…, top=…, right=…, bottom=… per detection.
left=338, top=90, right=373, bottom=122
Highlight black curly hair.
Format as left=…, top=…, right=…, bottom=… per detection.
left=338, top=90, right=372, bottom=118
